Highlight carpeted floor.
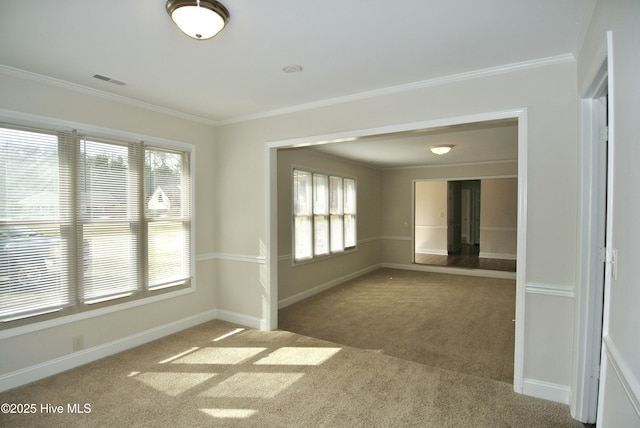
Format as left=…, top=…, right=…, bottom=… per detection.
left=279, top=268, right=516, bottom=383
left=0, top=320, right=583, bottom=427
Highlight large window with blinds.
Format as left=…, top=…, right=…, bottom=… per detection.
left=0, top=122, right=192, bottom=325
left=293, top=168, right=356, bottom=262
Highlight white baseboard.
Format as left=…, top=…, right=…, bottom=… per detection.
left=0, top=310, right=217, bottom=393
left=382, top=262, right=516, bottom=280
left=215, top=309, right=262, bottom=330
left=479, top=251, right=517, bottom=260
left=416, top=249, right=448, bottom=256
left=278, top=264, right=381, bottom=309
left=522, top=378, right=570, bottom=404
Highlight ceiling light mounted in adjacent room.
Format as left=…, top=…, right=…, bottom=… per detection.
left=430, top=145, right=454, bottom=155
left=166, top=0, right=230, bottom=40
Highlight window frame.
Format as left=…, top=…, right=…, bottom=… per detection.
left=0, top=115, right=196, bottom=331
left=292, top=167, right=357, bottom=264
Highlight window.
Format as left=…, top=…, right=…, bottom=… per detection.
left=0, top=122, right=192, bottom=325
left=293, top=168, right=356, bottom=262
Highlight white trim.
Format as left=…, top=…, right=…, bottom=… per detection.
left=572, top=40, right=609, bottom=423
left=278, top=264, right=380, bottom=309
left=596, top=31, right=618, bottom=427
left=522, top=378, right=571, bottom=405
left=0, top=54, right=573, bottom=127
left=214, top=253, right=266, bottom=264
left=0, top=65, right=218, bottom=126
left=358, top=236, right=380, bottom=245
left=601, top=335, right=640, bottom=419
left=415, top=225, right=448, bottom=230
left=195, top=253, right=266, bottom=264
left=513, top=109, right=528, bottom=395
left=416, top=249, right=449, bottom=256
left=479, top=252, right=517, bottom=260
left=0, top=287, right=196, bottom=340
left=0, top=310, right=217, bottom=393
left=381, top=235, right=412, bottom=241
left=224, top=55, right=572, bottom=125
left=215, top=309, right=263, bottom=330
left=525, top=283, right=575, bottom=299
left=381, top=262, right=516, bottom=280
left=386, top=159, right=518, bottom=172
left=265, top=109, right=528, bottom=395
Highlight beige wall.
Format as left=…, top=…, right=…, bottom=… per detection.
left=0, top=73, right=218, bottom=380
left=0, top=46, right=584, bottom=405
left=480, top=178, right=518, bottom=258
left=277, top=148, right=381, bottom=305
left=414, top=180, right=448, bottom=255
left=217, top=60, right=579, bottom=400
left=382, top=162, right=518, bottom=265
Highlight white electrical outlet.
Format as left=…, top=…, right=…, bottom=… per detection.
left=72, top=335, right=84, bottom=351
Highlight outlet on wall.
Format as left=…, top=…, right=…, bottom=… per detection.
left=72, top=335, right=84, bottom=351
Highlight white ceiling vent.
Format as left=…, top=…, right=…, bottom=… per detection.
left=92, top=74, right=126, bottom=86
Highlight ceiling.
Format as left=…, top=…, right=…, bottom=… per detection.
left=299, top=119, right=519, bottom=168
left=0, top=1, right=596, bottom=167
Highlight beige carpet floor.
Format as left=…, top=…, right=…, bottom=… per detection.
left=0, top=320, right=583, bottom=427
left=279, top=268, right=516, bottom=383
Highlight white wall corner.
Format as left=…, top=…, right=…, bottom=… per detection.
left=215, top=309, right=263, bottom=330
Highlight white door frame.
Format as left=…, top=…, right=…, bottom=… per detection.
left=265, top=108, right=529, bottom=394
left=572, top=32, right=614, bottom=423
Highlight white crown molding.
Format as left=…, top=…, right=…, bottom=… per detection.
left=220, top=54, right=575, bottom=125
left=2, top=54, right=573, bottom=127
left=0, top=64, right=218, bottom=126
left=385, top=158, right=518, bottom=171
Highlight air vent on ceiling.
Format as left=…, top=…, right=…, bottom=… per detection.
left=92, top=74, right=127, bottom=86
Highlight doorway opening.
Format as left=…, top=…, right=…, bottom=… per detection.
left=414, top=178, right=516, bottom=273
left=572, top=51, right=610, bottom=424
left=266, top=109, right=529, bottom=394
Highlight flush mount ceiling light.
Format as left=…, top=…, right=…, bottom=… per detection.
left=430, top=145, right=454, bottom=155
left=166, top=0, right=230, bottom=40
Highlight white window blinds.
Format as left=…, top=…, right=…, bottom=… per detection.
left=293, top=168, right=356, bottom=262
left=145, top=148, right=191, bottom=289
left=0, top=122, right=192, bottom=325
left=0, top=126, right=73, bottom=320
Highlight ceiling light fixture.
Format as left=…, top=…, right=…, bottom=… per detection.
left=430, top=145, right=454, bottom=155
left=282, top=64, right=303, bottom=74
left=166, top=0, right=230, bottom=40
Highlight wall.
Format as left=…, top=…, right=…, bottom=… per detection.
left=217, top=58, right=579, bottom=403
left=480, top=178, right=518, bottom=259
left=381, top=162, right=518, bottom=266
left=414, top=180, right=448, bottom=255
left=0, top=72, right=218, bottom=390
left=414, top=177, right=517, bottom=258
left=276, top=148, right=382, bottom=306
left=577, top=0, right=640, bottom=425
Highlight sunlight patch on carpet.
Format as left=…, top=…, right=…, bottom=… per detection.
left=133, top=372, right=218, bottom=396
left=158, top=347, right=200, bottom=364
left=200, top=372, right=305, bottom=398
left=254, top=347, right=341, bottom=365
left=213, top=328, right=245, bottom=342
left=171, top=347, right=266, bottom=364
left=200, top=408, right=257, bottom=419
